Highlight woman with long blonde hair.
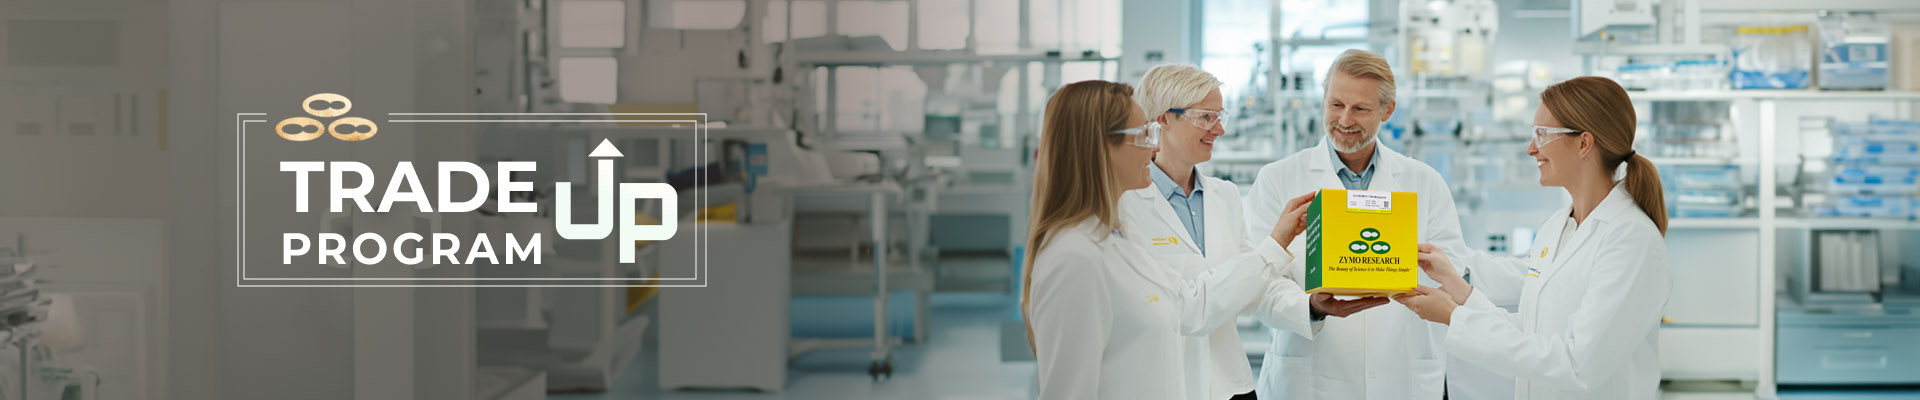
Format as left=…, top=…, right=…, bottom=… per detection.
left=1394, top=76, right=1671, bottom=399
left=1022, top=80, right=1315, bottom=399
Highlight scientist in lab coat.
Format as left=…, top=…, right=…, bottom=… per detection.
left=1241, top=49, right=1521, bottom=400
left=1394, top=76, right=1672, bottom=400
left=1023, top=80, right=1319, bottom=399
left=1117, top=64, right=1314, bottom=400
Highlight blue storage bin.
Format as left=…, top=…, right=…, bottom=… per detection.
left=1668, top=165, right=1742, bottom=188
left=1819, top=41, right=1891, bottom=90
left=1816, top=195, right=1920, bottom=219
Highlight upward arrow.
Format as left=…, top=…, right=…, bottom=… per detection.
left=589, top=138, right=624, bottom=158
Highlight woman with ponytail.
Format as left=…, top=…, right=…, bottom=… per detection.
left=1391, top=76, right=1673, bottom=400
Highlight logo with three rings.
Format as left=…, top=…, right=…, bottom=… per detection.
left=1346, top=228, right=1391, bottom=254
left=276, top=93, right=378, bottom=142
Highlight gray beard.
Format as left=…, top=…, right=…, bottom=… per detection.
left=1329, top=131, right=1377, bottom=154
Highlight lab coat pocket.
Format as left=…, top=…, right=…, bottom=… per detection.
left=1275, top=327, right=1315, bottom=357
left=1257, top=352, right=1314, bottom=398
left=1412, top=358, right=1447, bottom=395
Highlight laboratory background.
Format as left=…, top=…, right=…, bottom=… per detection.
left=3, top=0, right=1920, bottom=398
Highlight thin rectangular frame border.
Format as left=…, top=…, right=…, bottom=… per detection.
left=235, top=112, right=710, bottom=288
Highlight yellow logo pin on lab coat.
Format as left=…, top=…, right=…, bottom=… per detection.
left=1151, top=237, right=1180, bottom=246
left=1540, top=247, right=1549, bottom=258
left=1146, top=294, right=1160, bottom=303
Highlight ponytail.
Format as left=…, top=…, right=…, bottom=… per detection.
left=1542, top=76, right=1669, bottom=235
left=1621, top=153, right=1668, bottom=235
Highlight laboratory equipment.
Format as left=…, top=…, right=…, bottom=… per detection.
left=1617, top=63, right=1665, bottom=91
left=1731, top=26, right=1814, bottom=89
left=1572, top=0, right=1655, bottom=39
left=1816, top=12, right=1892, bottom=91
left=1675, top=60, right=1730, bottom=91
left=1776, top=228, right=1920, bottom=386
left=1664, top=165, right=1746, bottom=218
left=1816, top=118, right=1920, bottom=219
left=0, top=236, right=74, bottom=400
left=1648, top=101, right=1738, bottom=159
left=1402, top=0, right=1498, bottom=79
left=658, top=219, right=791, bottom=392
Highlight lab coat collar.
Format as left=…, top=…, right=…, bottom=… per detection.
left=1326, top=139, right=1379, bottom=178
left=1134, top=179, right=1204, bottom=254
left=1306, top=138, right=1407, bottom=191
left=1149, top=162, right=1202, bottom=199
left=1537, top=182, right=1636, bottom=284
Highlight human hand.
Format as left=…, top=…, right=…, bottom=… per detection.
left=1417, top=243, right=1470, bottom=305
left=1269, top=192, right=1317, bottom=250
left=1309, top=293, right=1389, bottom=319
left=1392, top=285, right=1457, bottom=325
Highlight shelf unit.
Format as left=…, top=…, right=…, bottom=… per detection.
left=1639, top=92, right=1920, bottom=396
left=1632, top=90, right=1920, bottom=102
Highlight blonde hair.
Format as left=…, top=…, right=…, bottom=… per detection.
left=1135, top=64, right=1222, bottom=121
left=1022, top=80, right=1135, bottom=353
left=1323, top=49, right=1397, bottom=106
left=1541, top=76, right=1668, bottom=234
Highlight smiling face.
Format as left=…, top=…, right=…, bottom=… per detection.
left=1528, top=105, right=1589, bottom=187
left=1157, top=88, right=1225, bottom=165
left=1109, top=104, right=1159, bottom=191
left=1324, top=71, right=1395, bottom=153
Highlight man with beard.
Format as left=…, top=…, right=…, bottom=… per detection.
left=1242, top=49, right=1525, bottom=400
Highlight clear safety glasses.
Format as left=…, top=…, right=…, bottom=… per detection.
left=1169, top=109, right=1231, bottom=130
left=1110, top=121, right=1163, bottom=149
left=1532, top=125, right=1582, bottom=147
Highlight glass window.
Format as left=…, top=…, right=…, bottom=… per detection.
left=831, top=66, right=926, bottom=133
left=557, top=57, right=618, bottom=104
left=557, top=1, right=627, bottom=48
left=918, top=0, right=970, bottom=50
left=974, top=0, right=1019, bottom=54
left=1290, top=43, right=1370, bottom=84
left=1200, top=0, right=1271, bottom=103
left=763, top=1, right=788, bottom=43
left=1067, top=0, right=1119, bottom=55
left=1029, top=0, right=1121, bottom=54
left=1029, top=0, right=1058, bottom=50
left=836, top=1, right=910, bottom=51
left=648, top=0, right=747, bottom=30
left=1277, top=0, right=1368, bottom=40
left=791, top=1, right=827, bottom=39
left=1200, top=0, right=1371, bottom=103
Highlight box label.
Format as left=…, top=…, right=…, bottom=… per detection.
left=1346, top=190, right=1393, bottom=214
left=1305, top=188, right=1419, bottom=296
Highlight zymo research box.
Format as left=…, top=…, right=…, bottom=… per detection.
left=1303, top=188, right=1418, bottom=296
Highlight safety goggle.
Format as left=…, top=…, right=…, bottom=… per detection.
left=1168, top=109, right=1231, bottom=130
left=1110, top=121, right=1163, bottom=149
left=1532, top=125, right=1582, bottom=147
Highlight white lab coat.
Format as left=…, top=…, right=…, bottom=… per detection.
left=1443, top=182, right=1671, bottom=400
left=1242, top=139, right=1518, bottom=400
left=1117, top=174, right=1315, bottom=399
left=1028, top=216, right=1296, bottom=400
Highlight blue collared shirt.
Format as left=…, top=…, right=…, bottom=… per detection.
left=1330, top=142, right=1380, bottom=190
left=1150, top=163, right=1205, bottom=253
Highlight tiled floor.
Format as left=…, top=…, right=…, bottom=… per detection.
left=551, top=292, right=1038, bottom=400
left=550, top=291, right=1920, bottom=400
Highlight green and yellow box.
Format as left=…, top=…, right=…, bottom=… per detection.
left=1303, top=188, right=1419, bottom=296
